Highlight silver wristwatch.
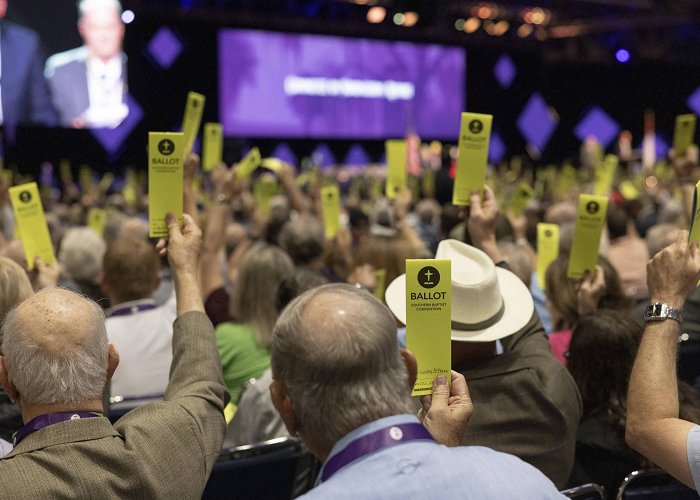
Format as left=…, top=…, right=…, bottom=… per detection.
left=645, top=303, right=682, bottom=323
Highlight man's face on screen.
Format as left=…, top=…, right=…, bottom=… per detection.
left=0, top=1, right=8, bottom=19
left=79, top=4, right=124, bottom=62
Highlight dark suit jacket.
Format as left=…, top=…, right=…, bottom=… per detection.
left=0, top=312, right=229, bottom=499
left=44, top=45, right=127, bottom=126
left=0, top=20, right=58, bottom=128
left=456, top=311, right=583, bottom=489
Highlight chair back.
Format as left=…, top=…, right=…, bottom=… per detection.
left=202, top=437, right=318, bottom=500
left=560, top=483, right=605, bottom=499
left=616, top=468, right=697, bottom=500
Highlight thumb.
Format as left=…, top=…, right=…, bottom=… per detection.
left=429, top=374, right=449, bottom=411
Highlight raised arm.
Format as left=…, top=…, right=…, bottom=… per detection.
left=183, top=153, right=201, bottom=228
left=156, top=213, right=229, bottom=470
left=626, top=230, right=700, bottom=490
left=468, top=186, right=505, bottom=264
left=200, top=163, right=239, bottom=300
left=278, top=162, right=310, bottom=214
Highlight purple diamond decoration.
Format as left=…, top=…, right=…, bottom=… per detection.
left=90, top=94, right=144, bottom=155
left=344, top=143, right=371, bottom=166
left=494, top=55, right=516, bottom=89
left=517, top=93, right=557, bottom=152
left=488, top=130, right=506, bottom=164
left=147, top=27, right=183, bottom=70
left=271, top=142, right=297, bottom=166
left=311, top=143, right=336, bottom=170
left=636, top=133, right=670, bottom=160
left=574, top=106, right=620, bottom=147
left=688, top=87, right=700, bottom=116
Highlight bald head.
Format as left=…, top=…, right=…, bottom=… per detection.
left=2, top=288, right=108, bottom=406
left=271, top=284, right=412, bottom=452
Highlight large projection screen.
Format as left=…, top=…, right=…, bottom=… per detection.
left=219, top=28, right=466, bottom=139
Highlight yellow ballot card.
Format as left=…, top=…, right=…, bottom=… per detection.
left=406, top=259, right=451, bottom=396
left=87, top=208, right=107, bottom=237
left=202, top=123, right=223, bottom=172
left=320, top=185, right=341, bottom=239
left=373, top=268, right=387, bottom=301
left=385, top=140, right=407, bottom=199
left=537, top=223, right=559, bottom=289
left=594, top=154, right=618, bottom=197
left=687, top=180, right=700, bottom=249
left=182, top=91, right=205, bottom=156
left=9, top=182, right=55, bottom=269
left=99, top=172, right=114, bottom=192
left=236, top=147, right=262, bottom=181
left=148, top=132, right=184, bottom=238
left=567, top=194, right=609, bottom=279
left=253, top=174, right=277, bottom=216
left=80, top=165, right=93, bottom=190
left=59, top=159, right=72, bottom=184
left=619, top=180, right=640, bottom=201
left=674, top=114, right=697, bottom=157
left=453, top=112, right=493, bottom=205
left=509, top=182, right=534, bottom=216
left=261, top=158, right=283, bottom=173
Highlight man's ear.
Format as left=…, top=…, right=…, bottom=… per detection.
left=106, top=343, right=120, bottom=383
left=0, top=356, right=19, bottom=404
left=270, top=380, right=297, bottom=435
left=400, top=349, right=418, bottom=391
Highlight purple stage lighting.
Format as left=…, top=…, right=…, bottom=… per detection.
left=615, top=49, right=630, bottom=63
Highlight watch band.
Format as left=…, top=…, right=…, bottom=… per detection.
left=645, top=303, right=682, bottom=323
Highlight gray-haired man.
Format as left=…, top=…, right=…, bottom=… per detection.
left=269, top=283, right=566, bottom=498
left=0, top=214, right=228, bottom=497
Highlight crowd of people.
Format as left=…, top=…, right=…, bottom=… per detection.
left=0, top=128, right=697, bottom=498
left=0, top=2, right=699, bottom=495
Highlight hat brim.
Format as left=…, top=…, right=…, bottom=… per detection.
left=385, top=266, right=534, bottom=342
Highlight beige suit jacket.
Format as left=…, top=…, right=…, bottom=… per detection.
left=0, top=312, right=228, bottom=499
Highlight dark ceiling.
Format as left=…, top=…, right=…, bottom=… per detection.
left=132, top=0, right=700, bottom=64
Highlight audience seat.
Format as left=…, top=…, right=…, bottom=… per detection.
left=107, top=395, right=164, bottom=424
left=202, top=437, right=319, bottom=500
left=616, top=468, right=697, bottom=500
left=560, top=483, right=605, bottom=499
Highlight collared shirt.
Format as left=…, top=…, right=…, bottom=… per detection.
left=106, top=293, right=176, bottom=400
left=302, top=414, right=566, bottom=499
left=687, top=425, right=700, bottom=490
left=85, top=54, right=127, bottom=128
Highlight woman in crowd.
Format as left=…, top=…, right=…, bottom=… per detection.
left=545, top=254, right=631, bottom=364
left=215, top=243, right=294, bottom=403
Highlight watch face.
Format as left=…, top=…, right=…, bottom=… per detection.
left=654, top=303, right=663, bottom=316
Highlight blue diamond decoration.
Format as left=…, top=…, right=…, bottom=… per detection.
left=574, top=106, right=620, bottom=147
left=271, top=142, right=297, bottom=166
left=688, top=87, right=700, bottom=116
left=343, top=143, right=371, bottom=166
left=516, top=93, right=557, bottom=152
left=90, top=94, right=144, bottom=155
left=147, top=27, right=183, bottom=70
left=488, top=130, right=506, bottom=164
left=494, top=55, right=516, bottom=89
left=311, top=143, right=336, bottom=170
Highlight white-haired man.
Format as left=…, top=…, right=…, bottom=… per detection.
left=45, top=0, right=127, bottom=128
left=270, top=283, right=566, bottom=498
left=0, top=214, right=228, bottom=497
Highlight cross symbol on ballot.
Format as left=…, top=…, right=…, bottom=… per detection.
left=423, top=269, right=433, bottom=284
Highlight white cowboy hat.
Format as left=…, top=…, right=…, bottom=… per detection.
left=385, top=239, right=534, bottom=342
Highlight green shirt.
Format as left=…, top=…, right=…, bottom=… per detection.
left=215, top=322, right=271, bottom=403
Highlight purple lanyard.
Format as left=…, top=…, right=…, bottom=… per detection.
left=13, top=412, right=101, bottom=446
left=320, top=422, right=434, bottom=483
left=108, top=303, right=157, bottom=317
